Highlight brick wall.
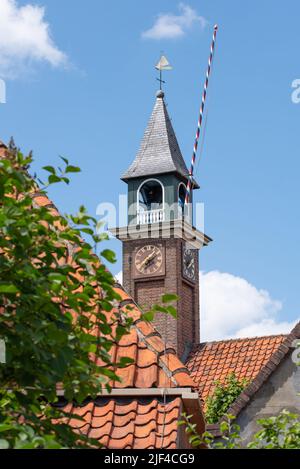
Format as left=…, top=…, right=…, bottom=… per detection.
left=181, top=282, right=194, bottom=346
left=135, top=279, right=165, bottom=312
left=122, top=237, right=200, bottom=359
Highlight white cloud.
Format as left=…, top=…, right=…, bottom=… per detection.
left=0, top=0, right=66, bottom=78
left=142, top=3, right=207, bottom=40
left=232, top=319, right=297, bottom=339
left=200, top=271, right=297, bottom=342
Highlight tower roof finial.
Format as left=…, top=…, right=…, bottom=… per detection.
left=155, top=55, right=172, bottom=91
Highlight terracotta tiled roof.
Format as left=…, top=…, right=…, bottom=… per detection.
left=195, top=324, right=300, bottom=435
left=58, top=397, right=182, bottom=449
left=186, top=334, right=287, bottom=404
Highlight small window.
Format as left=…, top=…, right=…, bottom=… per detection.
left=138, top=180, right=163, bottom=212
left=178, top=183, right=186, bottom=216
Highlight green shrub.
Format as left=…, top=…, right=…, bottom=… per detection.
left=205, top=373, right=248, bottom=424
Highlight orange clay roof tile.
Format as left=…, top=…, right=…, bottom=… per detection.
left=160, top=353, right=186, bottom=373
left=135, top=321, right=154, bottom=337
left=118, top=329, right=138, bottom=346
left=134, top=364, right=158, bottom=389
left=158, top=368, right=172, bottom=388
left=134, top=433, right=156, bottom=449
left=136, top=347, right=157, bottom=368
left=172, top=371, right=195, bottom=388
left=144, top=335, right=167, bottom=354
left=135, top=407, right=157, bottom=425
left=155, top=430, right=178, bottom=449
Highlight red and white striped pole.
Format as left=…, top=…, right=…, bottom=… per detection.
left=185, top=24, right=218, bottom=205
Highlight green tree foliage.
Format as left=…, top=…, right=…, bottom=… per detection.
left=181, top=410, right=300, bottom=449
left=179, top=413, right=242, bottom=449
left=205, top=373, right=248, bottom=424
left=248, top=410, right=300, bottom=449
left=0, top=149, right=134, bottom=448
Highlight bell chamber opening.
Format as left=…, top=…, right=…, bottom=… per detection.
left=137, top=179, right=165, bottom=225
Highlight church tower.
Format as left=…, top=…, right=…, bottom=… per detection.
left=111, top=90, right=211, bottom=360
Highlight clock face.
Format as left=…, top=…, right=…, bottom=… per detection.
left=182, top=246, right=196, bottom=282
left=134, top=245, right=164, bottom=277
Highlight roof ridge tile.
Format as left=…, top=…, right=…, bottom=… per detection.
left=196, top=333, right=288, bottom=349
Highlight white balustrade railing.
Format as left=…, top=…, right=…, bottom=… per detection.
left=137, top=209, right=165, bottom=225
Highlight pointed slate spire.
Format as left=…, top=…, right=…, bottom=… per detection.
left=122, top=91, right=198, bottom=186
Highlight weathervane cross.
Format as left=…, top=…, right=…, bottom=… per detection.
left=155, top=55, right=172, bottom=90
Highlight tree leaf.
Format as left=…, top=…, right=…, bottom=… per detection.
left=66, top=165, right=81, bottom=174
left=48, top=175, right=62, bottom=184
left=0, top=284, right=19, bottom=294
left=43, top=166, right=56, bottom=175
left=162, top=294, right=179, bottom=303
left=101, top=249, right=116, bottom=263
left=60, top=156, right=69, bottom=165
left=0, top=439, right=9, bottom=449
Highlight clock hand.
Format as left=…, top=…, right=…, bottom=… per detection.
left=142, top=253, right=153, bottom=265
left=141, top=252, right=156, bottom=269
left=146, top=254, right=157, bottom=267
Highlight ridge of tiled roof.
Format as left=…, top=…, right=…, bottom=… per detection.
left=194, top=333, right=288, bottom=349
left=121, top=92, right=198, bottom=185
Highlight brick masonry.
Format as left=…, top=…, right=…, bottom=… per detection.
left=122, top=236, right=200, bottom=360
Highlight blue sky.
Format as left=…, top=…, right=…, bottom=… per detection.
left=0, top=0, right=299, bottom=340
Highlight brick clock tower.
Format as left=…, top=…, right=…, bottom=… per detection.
left=111, top=90, right=211, bottom=360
